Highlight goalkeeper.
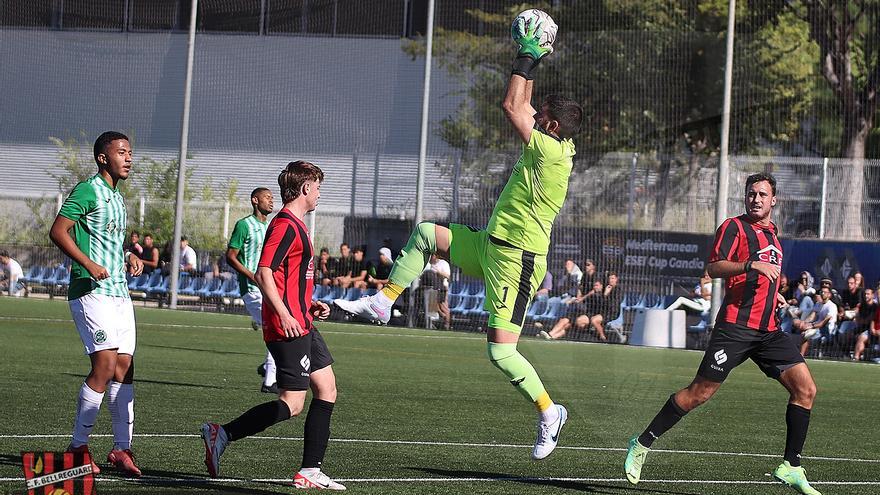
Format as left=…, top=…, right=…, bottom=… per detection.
left=336, top=16, right=583, bottom=460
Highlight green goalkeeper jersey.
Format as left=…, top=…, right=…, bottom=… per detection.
left=228, top=214, right=268, bottom=296
left=486, top=128, right=576, bottom=255
left=58, top=174, right=130, bottom=300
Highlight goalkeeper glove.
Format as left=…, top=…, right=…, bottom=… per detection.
left=511, top=16, right=554, bottom=60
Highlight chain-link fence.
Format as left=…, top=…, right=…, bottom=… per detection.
left=3, top=1, right=880, bottom=361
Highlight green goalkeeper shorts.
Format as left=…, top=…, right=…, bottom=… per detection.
left=448, top=223, right=547, bottom=334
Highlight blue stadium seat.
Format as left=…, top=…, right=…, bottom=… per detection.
left=661, top=294, right=679, bottom=309
left=535, top=297, right=565, bottom=323
left=34, top=266, right=55, bottom=286
left=449, top=281, right=467, bottom=296
left=136, top=272, right=162, bottom=292
left=447, top=293, right=461, bottom=309
left=343, top=287, right=362, bottom=301
left=320, top=286, right=344, bottom=305
left=20, top=265, right=43, bottom=285
left=221, top=278, right=240, bottom=298
left=526, top=297, right=549, bottom=322
left=179, top=277, right=204, bottom=296
left=465, top=295, right=487, bottom=316
left=147, top=276, right=170, bottom=297
left=312, top=284, right=328, bottom=301
left=468, top=283, right=486, bottom=297
left=197, top=278, right=222, bottom=299
left=450, top=295, right=474, bottom=315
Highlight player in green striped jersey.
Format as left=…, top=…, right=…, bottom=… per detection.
left=49, top=131, right=144, bottom=477
left=335, top=23, right=583, bottom=460
left=226, top=187, right=275, bottom=392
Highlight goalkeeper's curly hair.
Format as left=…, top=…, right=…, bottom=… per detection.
left=279, top=160, right=324, bottom=203
left=544, top=95, right=583, bottom=139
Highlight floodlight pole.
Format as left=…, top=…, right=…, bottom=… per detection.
left=169, top=0, right=198, bottom=310
left=408, top=0, right=435, bottom=328
left=710, top=0, right=736, bottom=325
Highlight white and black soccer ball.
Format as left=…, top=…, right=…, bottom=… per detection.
left=511, top=9, right=558, bottom=48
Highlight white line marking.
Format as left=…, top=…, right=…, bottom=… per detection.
left=1, top=434, right=877, bottom=464
left=0, top=476, right=876, bottom=485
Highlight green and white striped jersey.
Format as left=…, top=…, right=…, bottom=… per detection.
left=58, top=174, right=130, bottom=300
left=228, top=214, right=268, bottom=295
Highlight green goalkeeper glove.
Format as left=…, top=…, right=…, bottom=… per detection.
left=511, top=16, right=553, bottom=60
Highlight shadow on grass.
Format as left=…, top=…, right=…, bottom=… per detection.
left=60, top=373, right=225, bottom=390
left=413, top=467, right=700, bottom=495
left=107, top=467, right=294, bottom=494
left=141, top=344, right=258, bottom=357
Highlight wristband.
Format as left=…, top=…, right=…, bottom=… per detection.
left=744, top=261, right=752, bottom=273
left=511, top=54, right=541, bottom=80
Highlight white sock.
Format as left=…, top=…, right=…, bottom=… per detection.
left=264, top=351, right=277, bottom=386
left=540, top=403, right=559, bottom=423
left=71, top=383, right=104, bottom=447
left=107, top=381, right=134, bottom=450
left=373, top=291, right=394, bottom=309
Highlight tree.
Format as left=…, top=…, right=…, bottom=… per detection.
left=789, top=1, right=880, bottom=239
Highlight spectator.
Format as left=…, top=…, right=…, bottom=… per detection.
left=819, top=277, right=842, bottom=307
left=126, top=230, right=143, bottom=257
left=138, top=233, right=159, bottom=274
left=368, top=247, right=395, bottom=290
left=534, top=271, right=553, bottom=299
left=541, top=279, right=604, bottom=340
left=337, top=246, right=369, bottom=289
left=315, top=247, right=333, bottom=286
left=0, top=251, right=24, bottom=297
left=556, top=258, right=582, bottom=298
left=853, top=287, right=880, bottom=361
left=793, top=286, right=837, bottom=356
left=836, top=275, right=864, bottom=338
left=331, top=243, right=354, bottom=287
left=578, top=259, right=599, bottom=293
left=788, top=271, right=816, bottom=318
left=666, top=271, right=712, bottom=315
left=419, top=253, right=451, bottom=330
left=180, top=236, right=198, bottom=274
left=779, top=273, right=797, bottom=306
left=590, top=272, right=623, bottom=342
left=853, top=271, right=865, bottom=289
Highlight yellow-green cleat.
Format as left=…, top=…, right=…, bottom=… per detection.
left=624, top=436, right=650, bottom=485
left=773, top=461, right=822, bottom=495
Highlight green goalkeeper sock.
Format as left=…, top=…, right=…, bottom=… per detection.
left=487, top=342, right=552, bottom=412
left=384, top=222, right=437, bottom=301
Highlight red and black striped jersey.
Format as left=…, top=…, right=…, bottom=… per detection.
left=258, top=208, right=315, bottom=342
left=710, top=214, right=783, bottom=331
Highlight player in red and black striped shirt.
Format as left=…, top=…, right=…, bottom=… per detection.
left=200, top=161, right=346, bottom=490
left=625, top=174, right=822, bottom=494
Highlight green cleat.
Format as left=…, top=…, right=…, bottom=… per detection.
left=624, top=436, right=650, bottom=484
left=773, top=461, right=822, bottom=495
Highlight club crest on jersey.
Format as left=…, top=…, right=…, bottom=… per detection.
left=756, top=245, right=782, bottom=265
left=94, top=330, right=107, bottom=344
left=105, top=220, right=123, bottom=235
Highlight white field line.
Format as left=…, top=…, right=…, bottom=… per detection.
left=0, top=476, right=876, bottom=485
left=1, top=433, right=878, bottom=464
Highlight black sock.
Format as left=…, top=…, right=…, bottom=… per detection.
left=223, top=400, right=291, bottom=442
left=301, top=399, right=335, bottom=469
left=638, top=394, right=688, bottom=448
left=784, top=404, right=811, bottom=467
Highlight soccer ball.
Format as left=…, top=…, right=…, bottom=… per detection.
left=511, top=9, right=557, bottom=49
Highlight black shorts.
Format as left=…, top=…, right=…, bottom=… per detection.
left=697, top=322, right=804, bottom=383
left=266, top=327, right=334, bottom=391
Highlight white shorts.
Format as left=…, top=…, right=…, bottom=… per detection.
left=243, top=291, right=263, bottom=326
left=69, top=293, right=137, bottom=356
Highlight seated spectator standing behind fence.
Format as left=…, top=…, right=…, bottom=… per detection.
left=419, top=253, right=452, bottom=330
left=180, top=236, right=198, bottom=274
left=557, top=259, right=582, bottom=299
left=367, top=247, right=395, bottom=290
left=541, top=279, right=604, bottom=340
left=126, top=231, right=143, bottom=258
left=315, top=248, right=332, bottom=286
left=0, top=251, right=24, bottom=297
left=793, top=286, right=837, bottom=356
left=331, top=243, right=353, bottom=287
left=534, top=271, right=553, bottom=299
left=836, top=276, right=863, bottom=339
left=847, top=287, right=880, bottom=361
left=853, top=287, right=880, bottom=361
left=138, top=234, right=159, bottom=275
left=667, top=271, right=712, bottom=315
left=789, top=271, right=816, bottom=318
left=591, top=272, right=623, bottom=342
